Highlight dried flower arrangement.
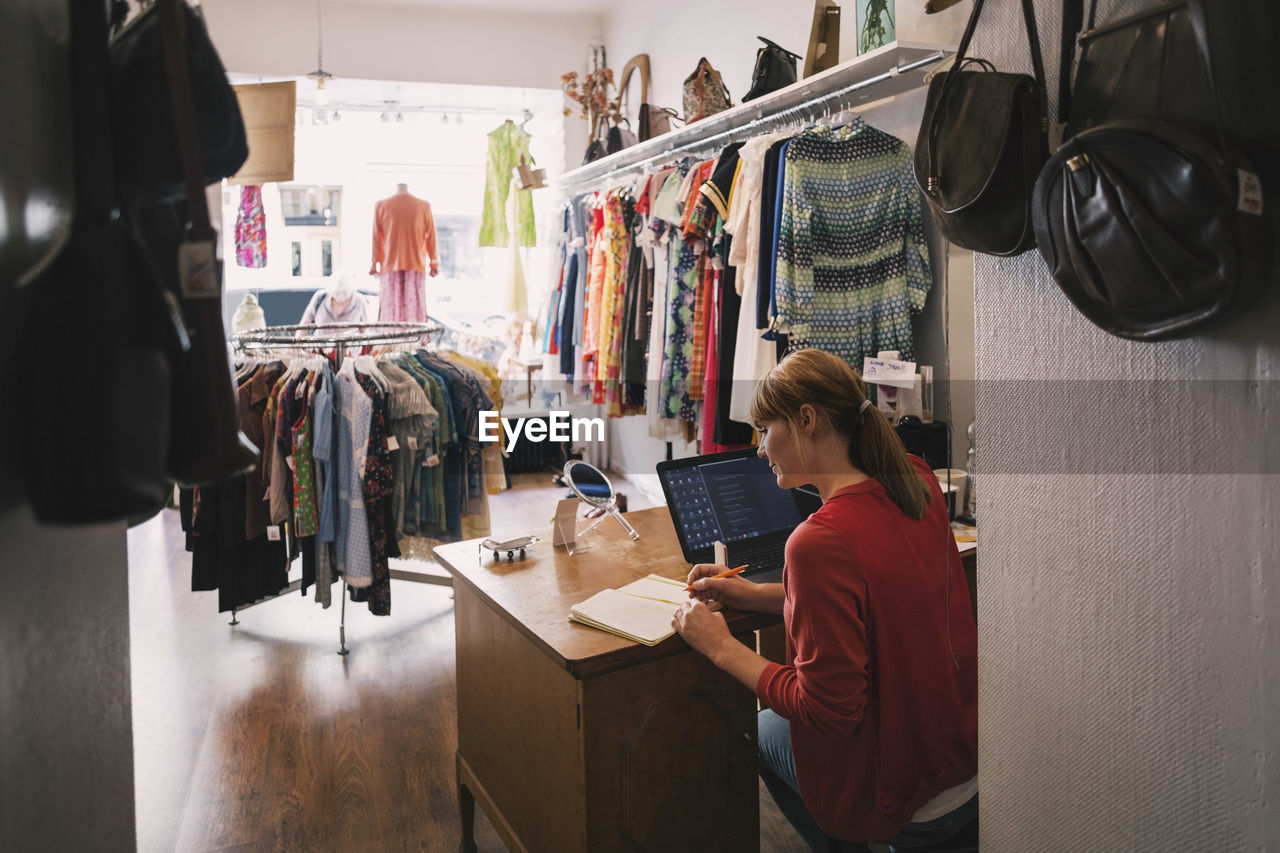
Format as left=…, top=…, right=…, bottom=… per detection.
left=561, top=63, right=622, bottom=125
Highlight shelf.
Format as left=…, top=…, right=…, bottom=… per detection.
left=554, top=41, right=951, bottom=189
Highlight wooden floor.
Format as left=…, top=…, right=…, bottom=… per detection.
left=128, top=471, right=811, bottom=852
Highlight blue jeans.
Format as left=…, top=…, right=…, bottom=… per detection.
left=758, top=710, right=977, bottom=852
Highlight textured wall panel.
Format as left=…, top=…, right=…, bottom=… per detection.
left=973, top=1, right=1280, bottom=850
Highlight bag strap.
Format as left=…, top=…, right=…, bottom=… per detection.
left=1057, top=0, right=1085, bottom=123
left=758, top=36, right=802, bottom=61
left=926, top=0, right=1048, bottom=192
left=157, top=0, right=214, bottom=243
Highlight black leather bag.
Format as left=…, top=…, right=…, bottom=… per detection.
left=109, top=0, right=248, bottom=204
left=1031, top=1, right=1268, bottom=340
left=914, top=0, right=1049, bottom=256
left=743, top=37, right=802, bottom=102
left=1063, top=0, right=1216, bottom=141
left=19, top=0, right=188, bottom=525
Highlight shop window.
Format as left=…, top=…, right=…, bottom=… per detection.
left=321, top=240, right=333, bottom=277
left=434, top=215, right=483, bottom=280
left=280, top=185, right=341, bottom=226
left=291, top=242, right=302, bottom=277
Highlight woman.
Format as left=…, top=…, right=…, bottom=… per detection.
left=298, top=271, right=370, bottom=329
left=672, top=348, right=977, bottom=852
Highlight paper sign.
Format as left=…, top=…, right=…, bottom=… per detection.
left=266, top=525, right=281, bottom=541
left=177, top=241, right=219, bottom=299
left=386, top=435, right=400, bottom=451
left=407, top=435, right=418, bottom=450
left=425, top=454, right=441, bottom=468
left=862, top=356, right=917, bottom=389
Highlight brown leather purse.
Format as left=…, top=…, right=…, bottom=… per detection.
left=619, top=54, right=679, bottom=140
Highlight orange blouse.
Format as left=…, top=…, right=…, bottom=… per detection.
left=371, top=190, right=439, bottom=274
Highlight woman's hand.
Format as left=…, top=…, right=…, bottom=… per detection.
left=671, top=599, right=733, bottom=662
left=687, top=563, right=757, bottom=609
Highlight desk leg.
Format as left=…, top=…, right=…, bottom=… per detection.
left=457, top=753, right=477, bottom=853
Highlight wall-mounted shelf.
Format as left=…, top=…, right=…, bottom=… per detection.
left=554, top=41, right=951, bottom=190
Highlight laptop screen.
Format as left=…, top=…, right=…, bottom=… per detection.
left=657, top=448, right=815, bottom=563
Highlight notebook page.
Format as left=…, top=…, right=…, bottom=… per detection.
left=570, top=589, right=677, bottom=646
left=617, top=574, right=688, bottom=605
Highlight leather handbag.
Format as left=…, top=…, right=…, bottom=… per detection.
left=1031, top=0, right=1268, bottom=340
left=682, top=58, right=732, bottom=123
left=743, top=37, right=803, bottom=102
left=152, top=0, right=260, bottom=485
left=914, top=0, right=1049, bottom=256
left=582, top=113, right=638, bottom=164
left=619, top=54, right=681, bottom=141
left=1063, top=0, right=1216, bottom=141
left=109, top=0, right=249, bottom=204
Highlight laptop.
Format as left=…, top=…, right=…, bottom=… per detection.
left=656, top=448, right=821, bottom=584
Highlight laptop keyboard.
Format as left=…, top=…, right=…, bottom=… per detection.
left=731, top=539, right=787, bottom=577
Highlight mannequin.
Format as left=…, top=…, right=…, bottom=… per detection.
left=371, top=181, right=439, bottom=323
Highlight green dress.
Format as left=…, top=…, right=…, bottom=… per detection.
left=479, top=121, right=537, bottom=248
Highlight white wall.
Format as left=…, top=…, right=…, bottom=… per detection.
left=203, top=0, right=603, bottom=92
left=973, top=1, right=1280, bottom=850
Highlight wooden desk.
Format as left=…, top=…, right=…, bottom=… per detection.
left=434, top=507, right=772, bottom=853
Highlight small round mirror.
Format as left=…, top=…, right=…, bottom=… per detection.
left=564, top=460, right=615, bottom=508
left=562, top=460, right=639, bottom=541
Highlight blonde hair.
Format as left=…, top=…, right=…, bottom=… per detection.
left=750, top=348, right=932, bottom=520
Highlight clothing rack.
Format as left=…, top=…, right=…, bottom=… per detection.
left=554, top=43, right=949, bottom=194
left=230, top=320, right=450, bottom=656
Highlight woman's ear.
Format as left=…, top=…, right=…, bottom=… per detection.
left=798, top=403, right=818, bottom=437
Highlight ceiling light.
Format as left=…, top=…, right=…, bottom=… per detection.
left=380, top=110, right=390, bottom=122
left=441, top=113, right=450, bottom=124
left=455, top=114, right=463, bottom=124
left=396, top=111, right=404, bottom=123
left=332, top=110, right=341, bottom=121
left=305, top=1, right=335, bottom=101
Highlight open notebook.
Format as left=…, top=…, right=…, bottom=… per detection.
left=568, top=574, right=689, bottom=646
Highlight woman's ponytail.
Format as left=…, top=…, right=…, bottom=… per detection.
left=849, top=392, right=931, bottom=520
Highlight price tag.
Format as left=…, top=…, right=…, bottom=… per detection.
left=426, top=454, right=441, bottom=467
left=407, top=435, right=418, bottom=450
left=386, top=435, right=400, bottom=451
left=1239, top=169, right=1264, bottom=216
left=862, top=356, right=917, bottom=390
left=266, top=525, right=281, bottom=541
left=177, top=241, right=219, bottom=299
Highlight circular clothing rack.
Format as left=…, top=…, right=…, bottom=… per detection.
left=231, top=320, right=440, bottom=352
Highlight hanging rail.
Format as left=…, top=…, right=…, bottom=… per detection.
left=554, top=42, right=949, bottom=194
left=227, top=319, right=450, bottom=656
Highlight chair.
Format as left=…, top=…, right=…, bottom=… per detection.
left=890, top=816, right=979, bottom=853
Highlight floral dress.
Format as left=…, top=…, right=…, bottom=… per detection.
left=234, top=185, right=267, bottom=268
